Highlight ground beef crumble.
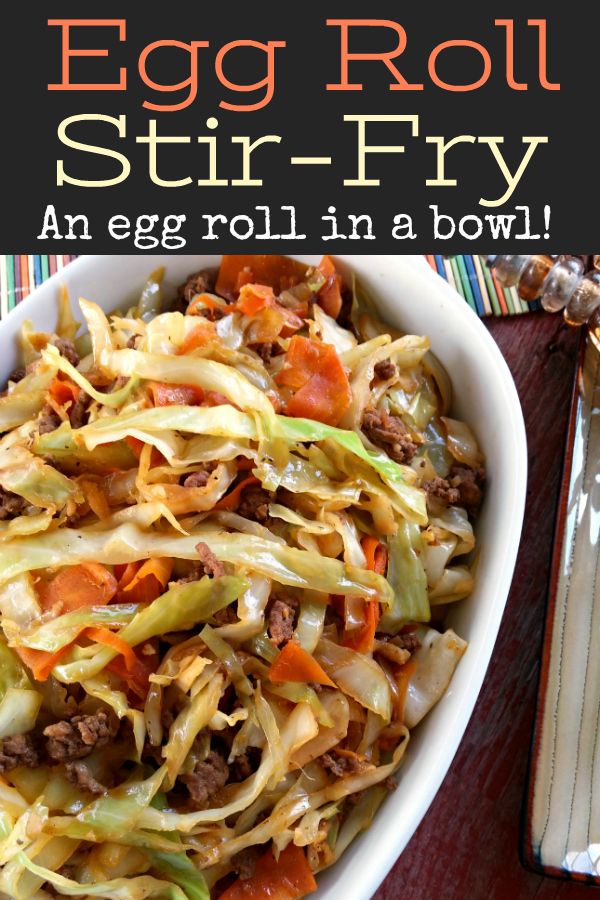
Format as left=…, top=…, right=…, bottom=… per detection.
left=423, top=476, right=460, bottom=506
left=449, top=465, right=485, bottom=515
left=69, top=392, right=91, bottom=429
left=230, top=747, right=261, bottom=782
left=175, top=564, right=206, bottom=586
left=0, top=487, right=28, bottom=521
left=183, top=470, right=211, bottom=489
left=213, top=606, right=238, bottom=626
left=52, top=338, right=80, bottom=368
left=395, top=632, right=421, bottom=654
left=195, top=541, right=225, bottom=578
left=180, top=750, right=229, bottom=809
left=0, top=734, right=39, bottom=772
left=373, top=359, right=397, bottom=381
left=64, top=761, right=107, bottom=795
left=321, top=750, right=371, bottom=778
left=178, top=270, right=216, bottom=305
left=38, top=404, right=62, bottom=435
left=362, top=407, right=418, bottom=464
left=236, top=485, right=273, bottom=524
left=43, top=711, right=116, bottom=762
left=231, top=847, right=261, bottom=880
left=267, top=597, right=298, bottom=646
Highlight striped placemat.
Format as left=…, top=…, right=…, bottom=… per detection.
left=0, top=255, right=538, bottom=320
left=425, top=255, right=540, bottom=316
left=0, top=255, right=78, bottom=320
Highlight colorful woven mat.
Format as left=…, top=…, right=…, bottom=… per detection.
left=0, top=255, right=77, bottom=320
left=0, top=255, right=537, bottom=320
left=425, top=255, right=540, bottom=316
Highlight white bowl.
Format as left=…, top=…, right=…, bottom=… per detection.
left=0, top=255, right=527, bottom=899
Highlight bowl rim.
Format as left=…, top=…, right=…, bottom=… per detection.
left=0, top=254, right=528, bottom=899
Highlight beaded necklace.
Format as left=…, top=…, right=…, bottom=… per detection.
left=485, top=255, right=600, bottom=348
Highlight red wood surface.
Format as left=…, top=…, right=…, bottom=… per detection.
left=374, top=314, right=590, bottom=900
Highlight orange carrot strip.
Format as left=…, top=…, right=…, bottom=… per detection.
left=148, top=382, right=205, bottom=407
left=178, top=323, right=217, bottom=355
left=205, top=391, right=231, bottom=407
left=213, top=476, right=259, bottom=512
left=80, top=480, right=110, bottom=521
left=317, top=255, right=343, bottom=319
left=36, top=563, right=117, bottom=616
left=48, top=376, right=81, bottom=407
left=268, top=641, right=336, bottom=688
left=124, top=437, right=165, bottom=468
left=361, top=536, right=388, bottom=576
left=342, top=599, right=381, bottom=655
left=277, top=336, right=351, bottom=426
left=15, top=646, right=72, bottom=682
left=121, top=558, right=173, bottom=605
left=115, top=561, right=142, bottom=591
left=236, top=283, right=276, bottom=316
left=342, top=537, right=387, bottom=654
left=187, top=294, right=227, bottom=316
left=85, top=627, right=147, bottom=683
left=218, top=842, right=317, bottom=900
left=216, top=255, right=309, bottom=302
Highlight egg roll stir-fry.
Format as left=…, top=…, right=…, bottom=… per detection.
left=0, top=256, right=484, bottom=899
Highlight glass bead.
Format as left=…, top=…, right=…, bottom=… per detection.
left=566, top=273, right=600, bottom=325
left=541, top=257, right=584, bottom=313
left=491, top=255, right=530, bottom=287
left=590, top=306, right=600, bottom=352
left=517, top=255, right=555, bottom=302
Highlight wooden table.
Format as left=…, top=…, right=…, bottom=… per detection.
left=374, top=314, right=591, bottom=900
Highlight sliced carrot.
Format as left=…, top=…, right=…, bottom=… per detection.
left=36, top=563, right=118, bottom=616
left=48, top=376, right=81, bottom=408
left=342, top=599, right=381, bottom=655
left=124, top=436, right=144, bottom=459
left=187, top=294, right=228, bottom=317
left=361, top=536, right=388, bottom=576
left=86, top=627, right=154, bottom=699
left=148, top=382, right=205, bottom=407
left=214, top=476, right=260, bottom=512
left=268, top=641, right=336, bottom=688
left=236, top=283, right=276, bottom=316
left=120, top=558, right=173, bottom=605
left=237, top=284, right=304, bottom=340
left=277, top=336, right=351, bottom=426
left=86, top=626, right=140, bottom=672
left=342, top=538, right=387, bottom=654
left=205, top=391, right=231, bottom=407
left=115, top=561, right=142, bottom=591
left=218, top=842, right=317, bottom=900
left=216, top=255, right=309, bottom=302
left=178, top=323, right=217, bottom=355
left=396, top=658, right=418, bottom=723
left=124, top=437, right=165, bottom=468
left=317, top=256, right=343, bottom=319
left=80, top=479, right=110, bottom=520
left=15, top=645, right=72, bottom=682
left=105, top=638, right=159, bottom=701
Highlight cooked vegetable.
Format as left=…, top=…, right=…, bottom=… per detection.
left=269, top=642, right=336, bottom=688
left=0, top=255, right=481, bottom=899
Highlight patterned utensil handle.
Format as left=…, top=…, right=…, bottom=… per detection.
left=524, top=332, right=600, bottom=881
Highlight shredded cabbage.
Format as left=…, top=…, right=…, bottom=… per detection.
left=0, top=256, right=480, bottom=898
